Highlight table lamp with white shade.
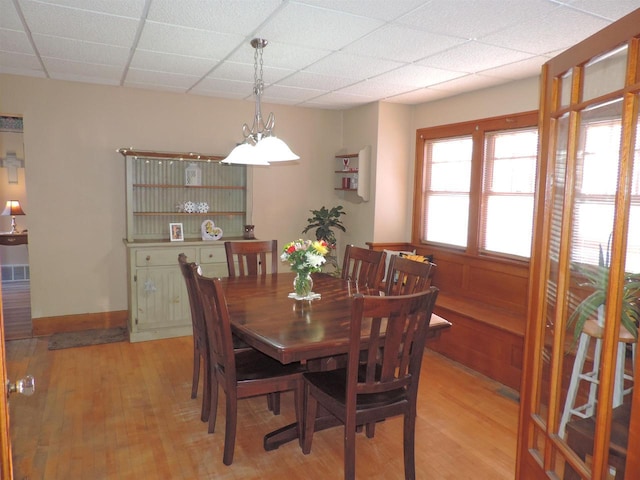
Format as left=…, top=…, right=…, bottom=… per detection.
left=2, top=200, right=25, bottom=234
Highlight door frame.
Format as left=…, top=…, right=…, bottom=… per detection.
left=516, top=8, right=640, bottom=479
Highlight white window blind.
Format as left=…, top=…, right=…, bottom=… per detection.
left=423, top=136, right=472, bottom=247
left=481, top=128, right=538, bottom=257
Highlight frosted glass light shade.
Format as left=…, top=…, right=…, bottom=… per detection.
left=222, top=137, right=299, bottom=165
left=256, top=136, right=300, bottom=162
left=221, top=143, right=270, bottom=165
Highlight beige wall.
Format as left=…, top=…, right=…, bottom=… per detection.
left=0, top=72, right=542, bottom=323
left=0, top=74, right=342, bottom=319
left=339, top=102, right=379, bottom=250
left=374, top=102, right=413, bottom=242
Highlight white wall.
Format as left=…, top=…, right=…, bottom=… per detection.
left=0, top=74, right=342, bottom=319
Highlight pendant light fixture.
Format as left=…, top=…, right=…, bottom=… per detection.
left=222, top=38, right=299, bottom=166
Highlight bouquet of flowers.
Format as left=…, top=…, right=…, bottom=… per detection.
left=281, top=239, right=329, bottom=274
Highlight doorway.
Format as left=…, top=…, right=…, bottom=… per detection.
left=0, top=115, right=31, bottom=339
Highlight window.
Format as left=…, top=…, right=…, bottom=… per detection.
left=571, top=110, right=640, bottom=272
left=414, top=112, right=538, bottom=259
left=482, top=128, right=538, bottom=257
left=422, top=136, right=472, bottom=247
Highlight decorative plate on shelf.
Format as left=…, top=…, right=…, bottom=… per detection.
left=201, top=220, right=223, bottom=241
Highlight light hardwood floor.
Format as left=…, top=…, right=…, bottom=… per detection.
left=6, top=336, right=518, bottom=479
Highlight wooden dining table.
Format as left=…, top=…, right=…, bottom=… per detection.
left=219, top=271, right=452, bottom=450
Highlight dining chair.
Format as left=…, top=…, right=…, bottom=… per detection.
left=301, top=287, right=439, bottom=480
left=224, top=240, right=278, bottom=277
left=193, top=267, right=305, bottom=465
left=384, top=254, right=436, bottom=296
left=341, top=245, right=386, bottom=290
left=178, top=253, right=211, bottom=422
left=179, top=254, right=260, bottom=422
left=224, top=239, right=282, bottom=414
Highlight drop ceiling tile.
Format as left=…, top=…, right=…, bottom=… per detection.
left=33, top=34, right=130, bottom=66
left=418, top=41, right=535, bottom=74
left=147, top=0, right=282, bottom=34
left=568, top=0, right=640, bottom=20
left=18, top=0, right=139, bottom=46
left=125, top=68, right=200, bottom=89
left=255, top=2, right=384, bottom=51
left=29, top=0, right=147, bottom=17
left=189, top=77, right=254, bottom=98
left=43, top=57, right=122, bottom=80
left=0, top=28, right=34, bottom=54
left=263, top=84, right=326, bottom=102
left=207, top=61, right=292, bottom=85
left=0, top=0, right=24, bottom=29
left=0, top=51, right=44, bottom=74
left=344, top=24, right=467, bottom=63
left=428, top=73, right=508, bottom=92
left=226, top=41, right=331, bottom=71
left=479, top=56, right=548, bottom=80
left=481, top=6, right=610, bottom=55
left=130, top=49, right=217, bottom=77
left=292, top=0, right=427, bottom=21
left=396, top=0, right=560, bottom=39
left=385, top=88, right=453, bottom=104
left=303, top=52, right=401, bottom=79
left=305, top=90, right=377, bottom=109
left=373, top=64, right=466, bottom=88
left=337, top=79, right=415, bottom=98
left=277, top=71, right=355, bottom=91
left=138, top=22, right=243, bottom=59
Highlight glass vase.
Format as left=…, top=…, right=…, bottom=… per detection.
left=293, top=272, right=313, bottom=298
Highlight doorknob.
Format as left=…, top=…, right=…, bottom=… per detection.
left=6, top=375, right=35, bottom=398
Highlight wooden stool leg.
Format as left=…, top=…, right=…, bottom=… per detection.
left=560, top=332, right=590, bottom=437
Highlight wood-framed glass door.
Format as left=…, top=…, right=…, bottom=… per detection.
left=517, top=9, right=640, bottom=480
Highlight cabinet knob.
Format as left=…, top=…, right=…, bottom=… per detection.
left=209, top=254, right=213, bottom=258
left=146, top=255, right=151, bottom=261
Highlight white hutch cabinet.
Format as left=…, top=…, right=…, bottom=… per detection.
left=119, top=149, right=247, bottom=342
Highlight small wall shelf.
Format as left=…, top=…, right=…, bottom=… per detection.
left=334, top=146, right=370, bottom=201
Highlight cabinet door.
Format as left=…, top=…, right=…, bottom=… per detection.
left=134, top=266, right=190, bottom=330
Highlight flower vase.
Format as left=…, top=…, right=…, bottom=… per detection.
left=293, top=272, right=313, bottom=298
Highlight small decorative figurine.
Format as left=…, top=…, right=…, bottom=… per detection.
left=243, top=225, right=255, bottom=239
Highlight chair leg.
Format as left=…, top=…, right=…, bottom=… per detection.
left=208, top=377, right=219, bottom=434
left=294, top=380, right=304, bottom=447
left=267, top=392, right=281, bottom=415
left=403, top=414, right=416, bottom=480
left=302, top=385, right=318, bottom=455
left=191, top=346, right=200, bottom=399
left=344, top=422, right=356, bottom=480
left=223, top=392, right=238, bottom=466
left=201, top=355, right=210, bottom=422
left=365, top=422, right=376, bottom=438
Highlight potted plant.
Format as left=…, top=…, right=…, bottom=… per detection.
left=302, top=205, right=346, bottom=274
left=567, top=249, right=640, bottom=344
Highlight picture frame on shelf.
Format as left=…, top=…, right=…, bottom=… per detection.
left=170, top=223, right=184, bottom=242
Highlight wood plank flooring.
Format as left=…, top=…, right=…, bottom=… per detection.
left=5, top=336, right=518, bottom=479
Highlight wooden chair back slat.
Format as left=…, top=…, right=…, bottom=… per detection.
left=225, top=240, right=278, bottom=277
left=341, top=245, right=386, bottom=289
left=384, top=254, right=436, bottom=296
